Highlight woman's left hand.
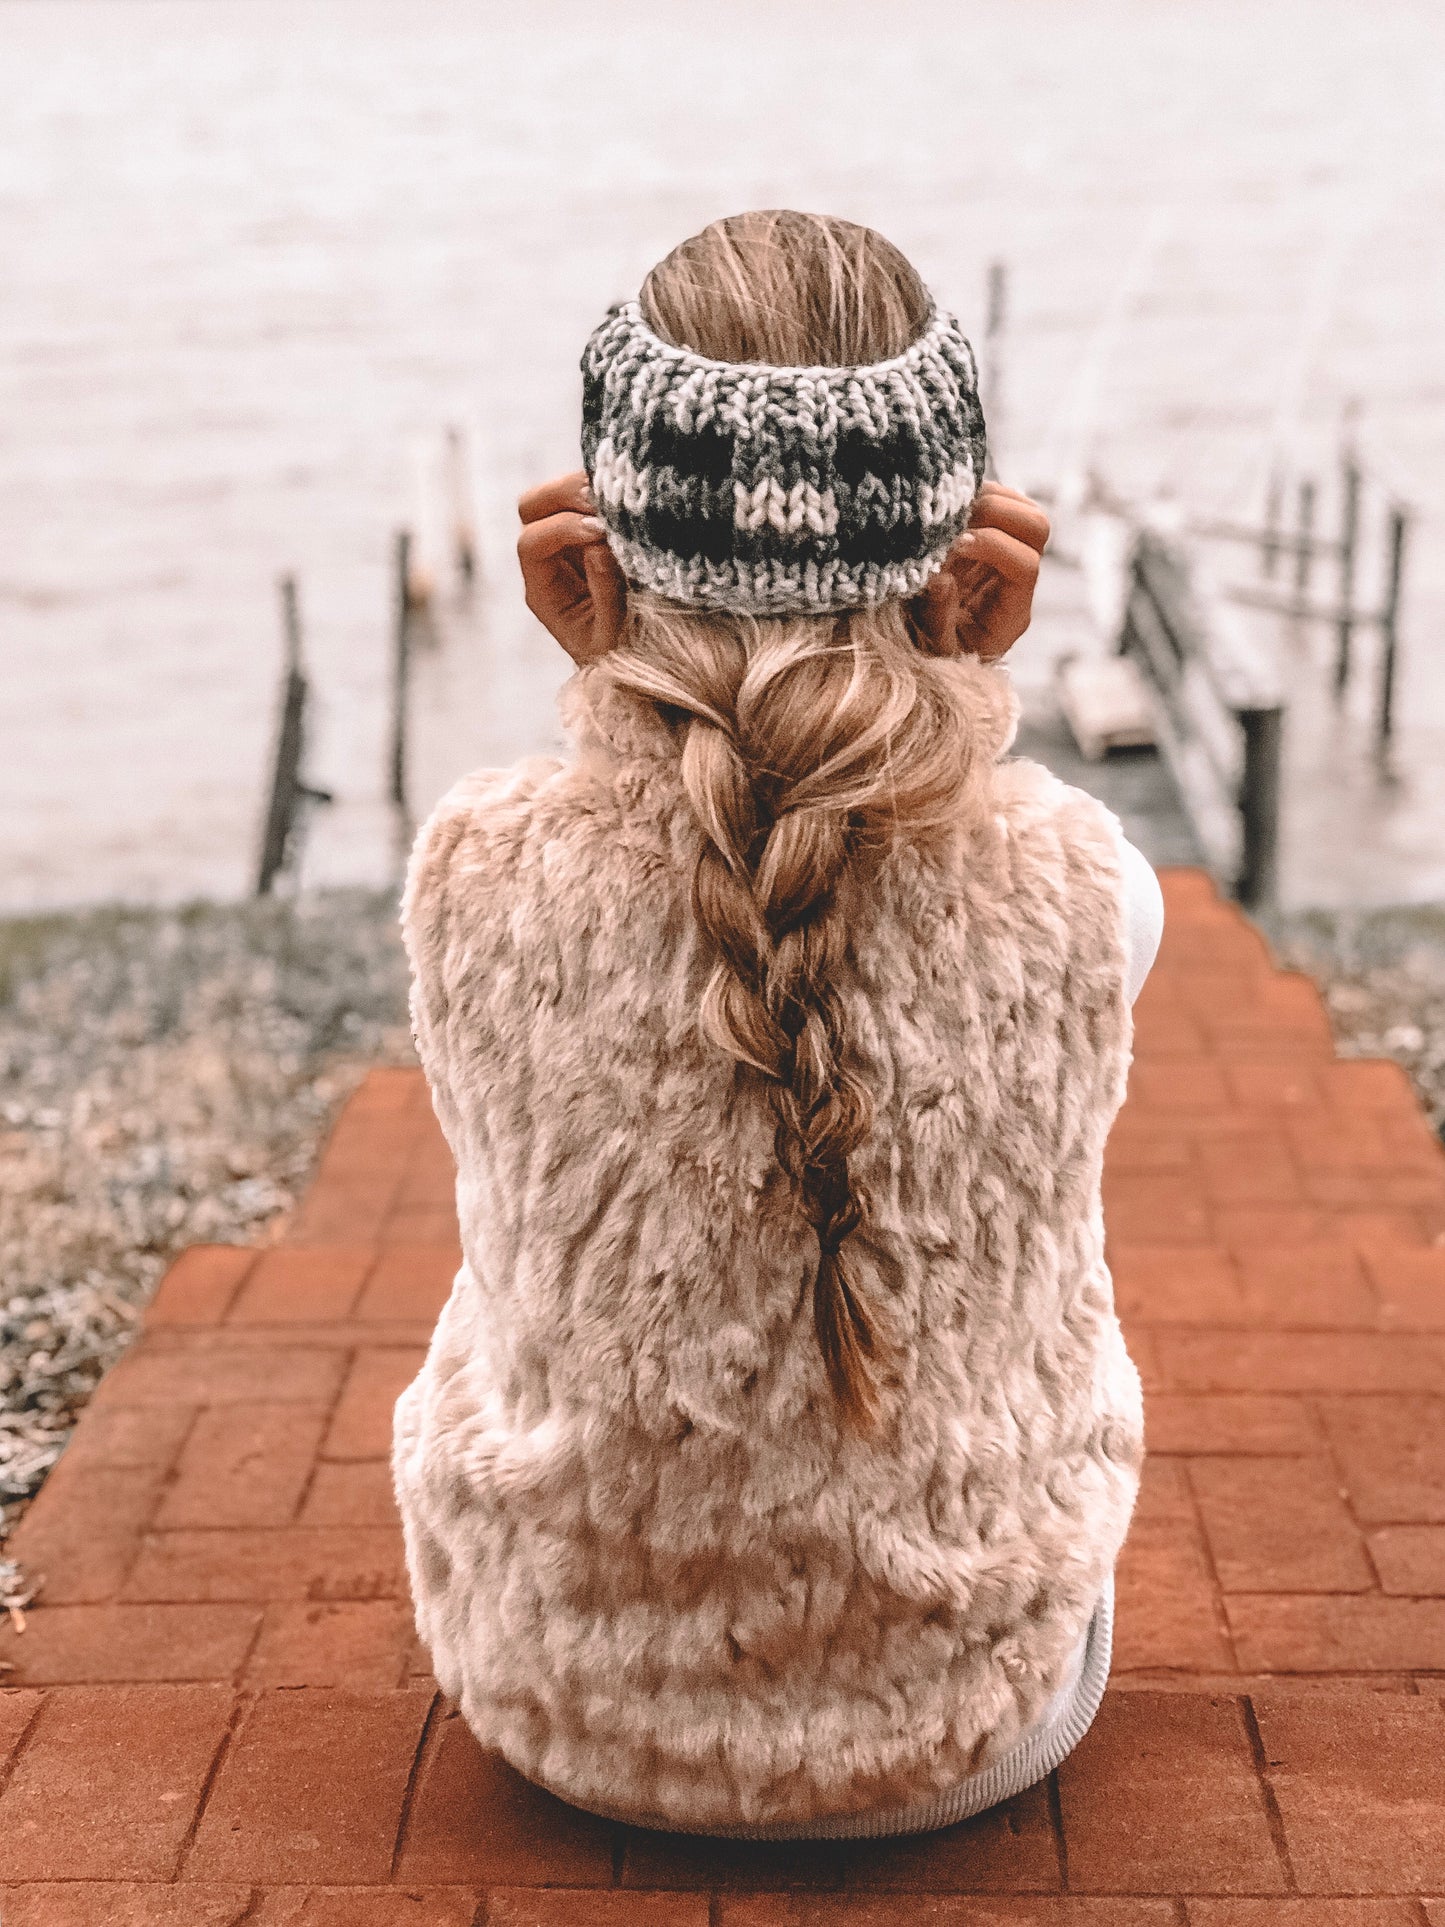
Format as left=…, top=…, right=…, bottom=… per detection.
left=517, top=470, right=628, bottom=665
left=912, top=482, right=1050, bottom=661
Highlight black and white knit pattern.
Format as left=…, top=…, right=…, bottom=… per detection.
left=580, top=299, right=988, bottom=616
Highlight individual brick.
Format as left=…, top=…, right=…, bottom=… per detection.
left=52, top=1400, right=197, bottom=1472
left=228, top=1248, right=374, bottom=1325
left=1194, top=1133, right=1303, bottom=1208
left=355, top=1245, right=460, bottom=1323
left=1214, top=1207, right=1329, bottom=1249
left=1320, top=1058, right=1422, bottom=1116
left=0, top=1887, right=253, bottom=1926
left=154, top=1404, right=330, bottom=1530
left=1113, top=1515, right=1233, bottom=1674
left=1362, top=1243, right=1445, bottom=1330
left=717, top=1904, right=1178, bottom=1926
left=1102, top=1121, right=1196, bottom=1173
left=248, top=1891, right=481, bottom=1925
left=4, top=1457, right=170, bottom=1603
left=1232, top=1244, right=1378, bottom=1329
left=0, top=1683, right=232, bottom=1880
left=381, top=1206, right=462, bottom=1248
left=489, top=1894, right=709, bottom=1925
left=1285, top=1115, right=1394, bottom=1171
left=323, top=1349, right=428, bottom=1460
left=123, top=1525, right=405, bottom=1603
left=300, top=1459, right=401, bottom=1526
left=91, top=1340, right=346, bottom=1412
left=1056, top=1693, right=1284, bottom=1894
left=1143, top=1393, right=1316, bottom=1455
left=1228, top=1594, right=1445, bottom=1672
left=1153, top=1331, right=1445, bottom=1396
left=1254, top=1692, right=1445, bottom=1891
left=1108, top=1248, right=1245, bottom=1325
left=1125, top=1060, right=1233, bottom=1116
left=0, top=1603, right=259, bottom=1685
left=0, top=1689, right=44, bottom=1781
left=245, top=1601, right=414, bottom=1688
left=1187, top=1903, right=1421, bottom=1925
left=145, top=1245, right=257, bottom=1327
left=1223, top=1063, right=1324, bottom=1112
left=285, top=1187, right=397, bottom=1246
left=835, top=1780, right=1061, bottom=1893
left=1316, top=1395, right=1445, bottom=1522
left=1188, top=1456, right=1374, bottom=1592
left=0, top=1887, right=250, bottom=1925
left=395, top=1707, right=613, bottom=1886
left=1102, top=1174, right=1213, bottom=1246
left=1369, top=1525, right=1445, bottom=1594
left=187, top=1685, right=434, bottom=1882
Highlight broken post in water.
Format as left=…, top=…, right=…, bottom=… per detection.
left=254, top=574, right=333, bottom=896
left=389, top=529, right=414, bottom=841
left=447, top=424, right=478, bottom=590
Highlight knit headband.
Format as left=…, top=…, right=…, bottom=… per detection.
left=580, top=297, right=988, bottom=616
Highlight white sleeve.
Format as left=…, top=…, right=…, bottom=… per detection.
left=1118, top=837, right=1164, bottom=1005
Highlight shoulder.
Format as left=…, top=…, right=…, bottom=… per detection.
left=990, top=756, right=1162, bottom=995
left=401, top=757, right=566, bottom=972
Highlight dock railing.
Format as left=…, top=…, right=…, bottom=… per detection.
left=1119, top=525, right=1284, bottom=909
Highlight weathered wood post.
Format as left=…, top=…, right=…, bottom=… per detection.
left=255, top=575, right=332, bottom=897
left=446, top=425, right=478, bottom=591
left=1333, top=446, right=1361, bottom=698
left=1262, top=469, right=1283, bottom=580
left=1292, top=477, right=1315, bottom=624
left=982, top=260, right=1007, bottom=480
left=1237, top=703, right=1283, bottom=910
left=390, top=530, right=413, bottom=829
left=1375, top=504, right=1409, bottom=761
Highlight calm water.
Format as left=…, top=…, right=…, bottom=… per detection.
left=3, top=0, right=1444, bottom=911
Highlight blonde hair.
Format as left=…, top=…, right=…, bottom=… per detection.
left=602, top=211, right=978, bottom=1428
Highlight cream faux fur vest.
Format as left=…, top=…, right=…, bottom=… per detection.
left=392, top=656, right=1144, bottom=1834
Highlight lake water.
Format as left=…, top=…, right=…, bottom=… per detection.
left=3, top=0, right=1443, bottom=912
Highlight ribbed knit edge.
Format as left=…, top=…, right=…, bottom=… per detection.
left=537, top=1573, right=1114, bottom=1842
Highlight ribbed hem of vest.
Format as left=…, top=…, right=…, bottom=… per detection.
left=537, top=1573, right=1114, bottom=1843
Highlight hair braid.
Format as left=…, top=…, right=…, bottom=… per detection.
left=595, top=211, right=984, bottom=1427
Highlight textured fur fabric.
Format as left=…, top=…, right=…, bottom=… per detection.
left=581, top=300, right=987, bottom=613
left=393, top=657, right=1144, bottom=1834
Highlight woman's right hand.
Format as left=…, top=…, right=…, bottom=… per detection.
left=517, top=470, right=627, bottom=665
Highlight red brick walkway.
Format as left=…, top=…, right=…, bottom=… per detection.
left=3, top=868, right=1445, bottom=1922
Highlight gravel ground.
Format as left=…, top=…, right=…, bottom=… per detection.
left=1, top=885, right=1441, bottom=1619
left=0, top=889, right=412, bottom=1589
left=1278, top=905, right=1445, bottom=1138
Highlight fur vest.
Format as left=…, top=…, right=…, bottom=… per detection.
left=392, top=656, right=1144, bottom=1833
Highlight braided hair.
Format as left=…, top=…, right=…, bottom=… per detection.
left=601, top=213, right=981, bottom=1427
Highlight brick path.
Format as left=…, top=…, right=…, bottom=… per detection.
left=3, top=867, right=1445, bottom=1922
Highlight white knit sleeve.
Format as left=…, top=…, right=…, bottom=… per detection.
left=1119, top=838, right=1164, bottom=1005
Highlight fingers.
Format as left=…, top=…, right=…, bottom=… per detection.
left=954, top=525, right=1042, bottom=588
left=517, top=509, right=609, bottom=571
left=518, top=470, right=594, bottom=525
left=968, top=486, right=1050, bottom=554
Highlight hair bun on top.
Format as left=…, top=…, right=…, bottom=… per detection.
left=580, top=297, right=988, bottom=617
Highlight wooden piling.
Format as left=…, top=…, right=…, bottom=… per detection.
left=1292, top=477, right=1315, bottom=624
left=256, top=575, right=312, bottom=898
left=1237, top=704, right=1283, bottom=910
left=1333, top=448, right=1360, bottom=698
left=390, top=530, right=413, bottom=824
left=1375, top=504, right=1408, bottom=759
left=1261, top=470, right=1283, bottom=580
left=982, top=261, right=1007, bottom=480
left=446, top=425, right=478, bottom=590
